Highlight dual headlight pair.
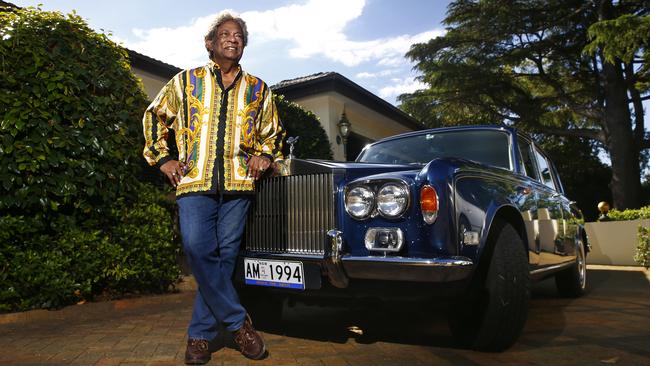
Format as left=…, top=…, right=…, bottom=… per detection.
left=345, top=181, right=409, bottom=219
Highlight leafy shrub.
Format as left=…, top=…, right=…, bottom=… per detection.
left=0, top=215, right=110, bottom=310
left=104, top=185, right=179, bottom=293
left=274, top=94, right=333, bottom=160
left=0, top=183, right=180, bottom=312
left=636, top=226, right=650, bottom=268
left=0, top=7, right=179, bottom=312
left=606, top=206, right=650, bottom=221
left=0, top=6, right=148, bottom=217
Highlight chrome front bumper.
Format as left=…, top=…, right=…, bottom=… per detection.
left=325, top=230, right=474, bottom=288
left=340, top=256, right=474, bottom=283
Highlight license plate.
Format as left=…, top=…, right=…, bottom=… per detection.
left=244, top=258, right=305, bottom=290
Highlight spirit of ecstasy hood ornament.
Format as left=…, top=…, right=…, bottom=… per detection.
left=287, top=136, right=299, bottom=159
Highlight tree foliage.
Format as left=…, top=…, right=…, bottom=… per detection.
left=0, top=6, right=179, bottom=311
left=400, top=0, right=649, bottom=210
left=586, top=13, right=650, bottom=90
left=274, top=94, right=333, bottom=160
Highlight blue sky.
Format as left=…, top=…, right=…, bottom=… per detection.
left=12, top=0, right=451, bottom=105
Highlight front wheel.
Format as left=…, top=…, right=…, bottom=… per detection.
left=449, top=220, right=530, bottom=352
left=555, top=237, right=587, bottom=297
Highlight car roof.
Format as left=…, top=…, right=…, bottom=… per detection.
left=369, top=125, right=516, bottom=146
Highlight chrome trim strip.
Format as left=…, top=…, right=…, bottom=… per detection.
left=243, top=253, right=325, bottom=260
left=342, top=256, right=473, bottom=266
left=530, top=261, right=574, bottom=276
left=341, top=255, right=474, bottom=282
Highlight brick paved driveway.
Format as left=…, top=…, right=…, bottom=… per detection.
left=1, top=266, right=648, bottom=366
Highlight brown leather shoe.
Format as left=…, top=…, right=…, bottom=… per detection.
left=233, top=314, right=266, bottom=360
left=185, top=338, right=211, bottom=365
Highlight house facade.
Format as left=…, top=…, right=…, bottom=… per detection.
left=272, top=72, right=422, bottom=160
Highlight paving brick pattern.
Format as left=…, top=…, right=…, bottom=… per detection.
left=1, top=266, right=649, bottom=366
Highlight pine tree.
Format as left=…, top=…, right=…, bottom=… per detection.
left=400, top=0, right=649, bottom=209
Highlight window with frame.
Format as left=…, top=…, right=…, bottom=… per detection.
left=534, top=149, right=556, bottom=190
left=357, top=130, right=511, bottom=169
left=517, top=137, right=538, bottom=180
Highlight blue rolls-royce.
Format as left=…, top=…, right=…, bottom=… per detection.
left=236, top=125, right=588, bottom=351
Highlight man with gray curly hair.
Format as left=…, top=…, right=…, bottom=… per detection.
left=143, top=9, right=284, bottom=365
left=205, top=11, right=248, bottom=49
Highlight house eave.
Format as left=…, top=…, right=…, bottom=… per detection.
left=273, top=73, right=423, bottom=131
left=127, top=49, right=181, bottom=80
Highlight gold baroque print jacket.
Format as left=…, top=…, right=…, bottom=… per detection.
left=142, top=61, right=285, bottom=196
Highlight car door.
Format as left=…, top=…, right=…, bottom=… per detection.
left=532, top=146, right=567, bottom=266
left=515, top=136, right=541, bottom=266
left=550, top=161, right=582, bottom=261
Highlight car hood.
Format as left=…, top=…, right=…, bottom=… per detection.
left=284, top=158, right=419, bottom=178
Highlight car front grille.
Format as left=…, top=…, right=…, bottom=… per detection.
left=245, top=173, right=335, bottom=255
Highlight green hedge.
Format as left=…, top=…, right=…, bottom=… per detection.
left=274, top=95, right=333, bottom=160
left=0, top=7, right=180, bottom=312
left=0, top=183, right=179, bottom=312
left=0, top=6, right=148, bottom=217
left=606, top=206, right=650, bottom=221
left=637, top=226, right=650, bottom=268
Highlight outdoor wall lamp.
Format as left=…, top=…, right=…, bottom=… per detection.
left=338, top=111, right=351, bottom=160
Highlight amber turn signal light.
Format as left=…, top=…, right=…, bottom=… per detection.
left=420, top=185, right=438, bottom=224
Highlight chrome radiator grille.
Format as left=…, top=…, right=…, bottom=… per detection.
left=245, top=173, right=335, bottom=255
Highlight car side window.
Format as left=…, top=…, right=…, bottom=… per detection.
left=517, top=137, right=539, bottom=180
left=534, top=148, right=556, bottom=190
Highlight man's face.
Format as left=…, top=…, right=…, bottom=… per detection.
left=210, top=20, right=244, bottom=63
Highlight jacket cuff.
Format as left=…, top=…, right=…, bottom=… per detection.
left=260, top=153, right=274, bottom=162
left=155, top=156, right=173, bottom=169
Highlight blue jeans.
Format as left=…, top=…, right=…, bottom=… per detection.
left=177, top=194, right=251, bottom=340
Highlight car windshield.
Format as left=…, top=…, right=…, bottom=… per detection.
left=356, top=130, right=511, bottom=169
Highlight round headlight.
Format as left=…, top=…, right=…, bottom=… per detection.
left=345, top=186, right=375, bottom=219
left=377, top=183, right=409, bottom=217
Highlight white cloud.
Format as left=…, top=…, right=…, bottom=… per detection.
left=378, top=77, right=428, bottom=99
left=356, top=70, right=397, bottom=79
left=120, top=0, right=444, bottom=70
left=124, top=15, right=214, bottom=68
left=244, top=1, right=443, bottom=67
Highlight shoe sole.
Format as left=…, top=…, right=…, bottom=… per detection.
left=185, top=357, right=210, bottom=365
left=244, top=345, right=267, bottom=360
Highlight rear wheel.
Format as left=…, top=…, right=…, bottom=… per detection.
left=555, top=237, right=587, bottom=297
left=449, top=220, right=530, bottom=352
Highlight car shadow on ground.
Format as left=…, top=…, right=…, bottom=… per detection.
left=280, top=297, right=457, bottom=347
left=245, top=277, right=574, bottom=350
left=249, top=268, right=650, bottom=352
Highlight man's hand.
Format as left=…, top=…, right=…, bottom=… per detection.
left=247, top=155, right=271, bottom=180
left=160, top=160, right=185, bottom=187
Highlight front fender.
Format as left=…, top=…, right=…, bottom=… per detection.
left=452, top=167, right=533, bottom=269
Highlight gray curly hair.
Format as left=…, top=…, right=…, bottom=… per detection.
left=204, top=10, right=248, bottom=58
